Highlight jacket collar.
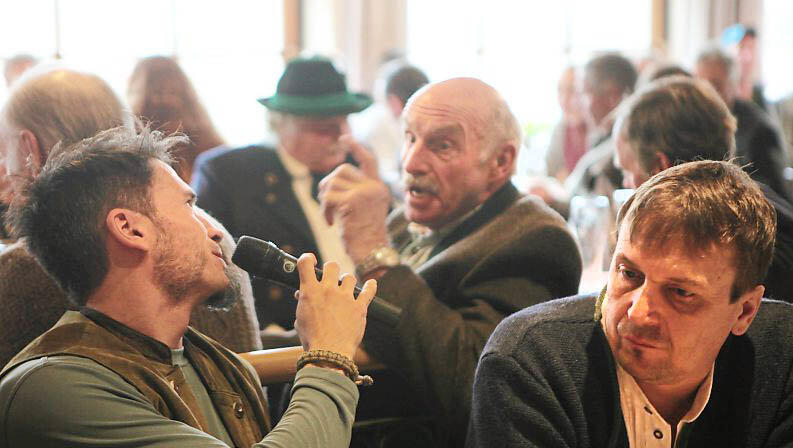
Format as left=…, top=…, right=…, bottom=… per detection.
left=430, top=181, right=520, bottom=258
left=80, top=307, right=179, bottom=364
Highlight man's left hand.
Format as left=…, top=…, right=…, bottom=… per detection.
left=319, top=135, right=392, bottom=264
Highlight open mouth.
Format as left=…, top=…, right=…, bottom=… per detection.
left=408, top=185, right=435, bottom=197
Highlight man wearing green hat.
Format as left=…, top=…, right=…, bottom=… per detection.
left=193, top=57, right=373, bottom=333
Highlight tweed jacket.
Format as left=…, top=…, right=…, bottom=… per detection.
left=468, top=294, right=793, bottom=447
left=193, top=144, right=322, bottom=329
left=358, top=182, right=582, bottom=445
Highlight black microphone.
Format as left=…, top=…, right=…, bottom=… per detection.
left=232, top=236, right=401, bottom=329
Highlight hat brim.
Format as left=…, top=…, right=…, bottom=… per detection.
left=258, top=92, right=373, bottom=116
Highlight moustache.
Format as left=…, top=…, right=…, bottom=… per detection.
left=617, top=319, right=666, bottom=345
left=402, top=173, right=439, bottom=195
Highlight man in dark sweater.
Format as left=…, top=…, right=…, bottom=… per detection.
left=469, top=160, right=793, bottom=447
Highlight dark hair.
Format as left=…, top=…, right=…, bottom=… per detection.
left=585, top=53, right=638, bottom=95
left=620, top=76, right=737, bottom=172
left=385, top=64, right=429, bottom=105
left=616, top=160, right=776, bottom=301
left=8, top=126, right=184, bottom=304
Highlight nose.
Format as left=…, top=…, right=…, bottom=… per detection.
left=338, top=119, right=350, bottom=137
left=626, top=285, right=658, bottom=324
left=196, top=213, right=224, bottom=244
left=402, top=139, right=427, bottom=175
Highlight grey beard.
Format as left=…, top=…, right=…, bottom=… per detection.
left=203, top=262, right=243, bottom=311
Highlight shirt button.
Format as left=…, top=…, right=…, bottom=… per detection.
left=233, top=401, right=245, bottom=418
left=653, top=429, right=663, bottom=439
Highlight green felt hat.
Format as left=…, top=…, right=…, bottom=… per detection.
left=258, top=57, right=372, bottom=116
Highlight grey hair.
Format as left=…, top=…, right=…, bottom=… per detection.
left=696, top=46, right=739, bottom=83
left=481, top=95, right=522, bottom=168
left=3, top=68, right=132, bottom=160
left=585, top=53, right=638, bottom=95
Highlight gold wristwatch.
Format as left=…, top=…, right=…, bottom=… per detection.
left=356, top=246, right=400, bottom=277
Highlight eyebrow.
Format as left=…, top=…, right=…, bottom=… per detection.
left=425, top=124, right=464, bottom=139
left=615, top=252, right=707, bottom=288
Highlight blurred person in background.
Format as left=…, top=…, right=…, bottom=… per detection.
left=722, top=24, right=766, bottom=110
left=353, top=59, right=429, bottom=190
left=545, top=66, right=590, bottom=182
left=696, top=47, right=792, bottom=202
left=3, top=54, right=37, bottom=87
left=528, top=53, right=637, bottom=218
left=128, top=55, right=225, bottom=183
left=0, top=68, right=262, bottom=368
left=613, top=75, right=793, bottom=302
left=193, top=56, right=373, bottom=333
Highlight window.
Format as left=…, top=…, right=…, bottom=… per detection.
left=1, top=0, right=284, bottom=146
left=406, top=0, right=651, bottom=174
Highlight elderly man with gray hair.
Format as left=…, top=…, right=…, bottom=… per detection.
left=0, top=68, right=262, bottom=368
left=319, top=77, right=582, bottom=446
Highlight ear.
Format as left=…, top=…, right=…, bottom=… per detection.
left=650, top=152, right=672, bottom=176
left=18, top=129, right=42, bottom=176
left=105, top=208, right=155, bottom=253
left=731, top=284, right=764, bottom=336
left=490, top=143, right=516, bottom=182
left=385, top=94, right=404, bottom=119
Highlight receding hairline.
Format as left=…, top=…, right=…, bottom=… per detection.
left=405, top=78, right=520, bottom=155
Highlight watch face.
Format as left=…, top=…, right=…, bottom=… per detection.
left=377, top=248, right=400, bottom=266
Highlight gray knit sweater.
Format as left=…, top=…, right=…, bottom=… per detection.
left=468, top=294, right=793, bottom=447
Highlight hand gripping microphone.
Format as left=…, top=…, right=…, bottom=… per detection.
left=232, top=236, right=401, bottom=329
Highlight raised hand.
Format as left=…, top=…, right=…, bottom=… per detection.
left=318, top=135, right=392, bottom=264
left=294, top=253, right=377, bottom=360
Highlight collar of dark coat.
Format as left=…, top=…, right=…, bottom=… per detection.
left=429, top=181, right=520, bottom=259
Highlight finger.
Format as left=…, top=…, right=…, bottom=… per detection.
left=322, top=261, right=341, bottom=285
left=341, top=134, right=379, bottom=179
left=320, top=196, right=336, bottom=226
left=296, top=253, right=319, bottom=289
left=294, top=290, right=300, bottom=301
left=320, top=164, right=363, bottom=189
left=319, top=171, right=360, bottom=194
left=358, top=279, right=378, bottom=308
left=339, top=272, right=357, bottom=294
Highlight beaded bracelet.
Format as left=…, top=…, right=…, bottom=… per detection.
left=297, top=349, right=374, bottom=386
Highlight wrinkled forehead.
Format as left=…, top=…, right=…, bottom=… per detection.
left=404, top=89, right=486, bottom=141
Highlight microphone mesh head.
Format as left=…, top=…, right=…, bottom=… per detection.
left=232, top=236, right=277, bottom=276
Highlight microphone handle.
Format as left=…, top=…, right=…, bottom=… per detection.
left=273, top=250, right=402, bottom=329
